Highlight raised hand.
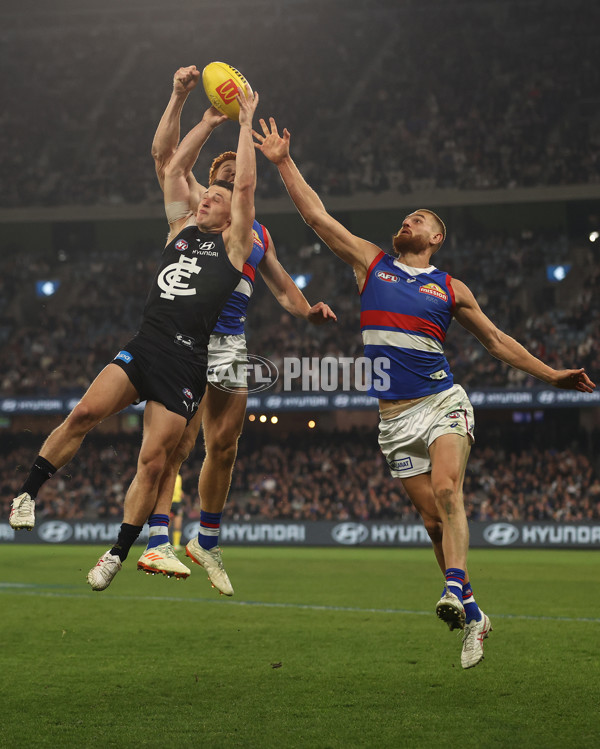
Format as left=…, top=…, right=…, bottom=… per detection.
left=307, top=302, right=338, bottom=325
left=237, top=85, right=259, bottom=127
left=173, top=65, right=200, bottom=94
left=253, top=117, right=291, bottom=164
left=553, top=368, right=596, bottom=392
left=202, top=106, right=229, bottom=130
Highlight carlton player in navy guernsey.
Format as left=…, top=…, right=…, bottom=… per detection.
left=137, top=66, right=335, bottom=596
left=255, top=117, right=596, bottom=669
left=9, top=86, right=260, bottom=594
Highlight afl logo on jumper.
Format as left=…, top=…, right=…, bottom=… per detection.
left=158, top=255, right=202, bottom=300
left=376, top=271, right=400, bottom=283
left=419, top=283, right=448, bottom=301
left=175, top=239, right=189, bottom=252
left=182, top=388, right=194, bottom=400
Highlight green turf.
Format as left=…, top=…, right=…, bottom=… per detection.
left=1, top=546, right=598, bottom=748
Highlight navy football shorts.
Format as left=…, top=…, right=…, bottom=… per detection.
left=111, top=333, right=207, bottom=423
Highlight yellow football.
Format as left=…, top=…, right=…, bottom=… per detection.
left=202, top=61, right=252, bottom=121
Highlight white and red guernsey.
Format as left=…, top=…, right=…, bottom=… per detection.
left=360, top=250, right=456, bottom=400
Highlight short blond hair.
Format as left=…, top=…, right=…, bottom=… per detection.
left=208, top=151, right=237, bottom=185
left=416, top=208, right=446, bottom=249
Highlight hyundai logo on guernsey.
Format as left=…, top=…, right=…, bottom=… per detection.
left=483, top=523, right=520, bottom=546
left=175, top=239, right=188, bottom=252
left=376, top=270, right=400, bottom=283
left=115, top=350, right=133, bottom=364
left=194, top=240, right=217, bottom=256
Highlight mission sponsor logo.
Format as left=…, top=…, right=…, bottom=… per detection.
left=375, top=271, right=400, bottom=283
left=252, top=228, right=264, bottom=249
left=419, top=283, right=448, bottom=301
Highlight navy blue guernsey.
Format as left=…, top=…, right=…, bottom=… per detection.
left=139, top=224, right=242, bottom=362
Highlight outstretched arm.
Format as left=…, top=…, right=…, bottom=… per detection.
left=254, top=117, right=380, bottom=291
left=453, top=278, right=596, bottom=392
left=163, top=107, right=229, bottom=241
left=259, top=230, right=337, bottom=324
left=225, top=88, right=260, bottom=270
left=152, top=66, right=227, bottom=210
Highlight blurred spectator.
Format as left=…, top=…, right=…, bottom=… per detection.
left=1, top=432, right=598, bottom=524
left=0, top=0, right=598, bottom=209
left=2, top=230, right=597, bottom=396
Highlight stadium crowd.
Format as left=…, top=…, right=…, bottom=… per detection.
left=1, top=0, right=598, bottom=534
left=1, top=229, right=598, bottom=397
left=1, top=432, right=599, bottom=525
left=1, top=0, right=598, bottom=209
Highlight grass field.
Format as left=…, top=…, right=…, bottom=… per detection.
left=1, top=545, right=598, bottom=748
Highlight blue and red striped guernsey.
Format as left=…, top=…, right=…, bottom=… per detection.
left=213, top=220, right=268, bottom=335
left=360, top=251, right=456, bottom=399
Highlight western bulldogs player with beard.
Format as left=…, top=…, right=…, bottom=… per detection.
left=254, top=116, right=596, bottom=669
left=8, top=87, right=260, bottom=593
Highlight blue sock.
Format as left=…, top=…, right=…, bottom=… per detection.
left=198, top=510, right=222, bottom=550
left=445, top=568, right=465, bottom=602
left=147, top=513, right=170, bottom=549
left=463, top=582, right=482, bottom=623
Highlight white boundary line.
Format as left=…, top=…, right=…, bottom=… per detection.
left=1, top=583, right=599, bottom=623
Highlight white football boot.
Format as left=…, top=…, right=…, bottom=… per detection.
left=435, top=590, right=466, bottom=630
left=87, top=551, right=122, bottom=591
left=185, top=538, right=233, bottom=596
left=9, top=492, right=35, bottom=530
left=461, top=612, right=493, bottom=669
left=137, top=542, right=191, bottom=579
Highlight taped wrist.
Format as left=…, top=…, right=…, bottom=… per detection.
left=165, top=201, right=192, bottom=224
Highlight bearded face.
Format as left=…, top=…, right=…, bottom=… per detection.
left=392, top=229, right=431, bottom=256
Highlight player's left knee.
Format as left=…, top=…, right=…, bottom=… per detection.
left=432, top=485, right=463, bottom=515
left=207, top=432, right=239, bottom=463
left=137, top=451, right=169, bottom=485
left=423, top=518, right=443, bottom=543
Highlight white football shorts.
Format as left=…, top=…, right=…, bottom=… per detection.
left=378, top=384, right=475, bottom=478
left=206, top=334, right=249, bottom=390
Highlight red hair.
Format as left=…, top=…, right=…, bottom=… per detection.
left=208, top=151, right=237, bottom=185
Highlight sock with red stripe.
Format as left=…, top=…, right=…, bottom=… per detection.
left=445, top=568, right=465, bottom=602
left=462, top=582, right=482, bottom=623
left=198, top=510, right=222, bottom=550
left=147, top=513, right=170, bottom=549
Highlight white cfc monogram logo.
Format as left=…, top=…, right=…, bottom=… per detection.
left=158, top=255, right=202, bottom=300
